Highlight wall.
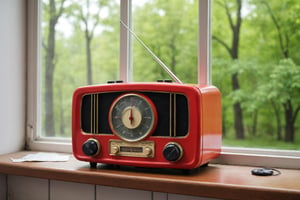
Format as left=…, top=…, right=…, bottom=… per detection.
left=0, top=0, right=26, bottom=154
left=2, top=174, right=218, bottom=200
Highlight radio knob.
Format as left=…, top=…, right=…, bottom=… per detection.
left=163, top=143, right=183, bottom=162
left=144, top=147, right=152, bottom=156
left=82, top=139, right=100, bottom=156
left=111, top=146, right=119, bottom=155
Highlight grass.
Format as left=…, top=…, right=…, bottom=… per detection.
left=222, top=133, right=300, bottom=150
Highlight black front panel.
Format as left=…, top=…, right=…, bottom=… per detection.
left=81, top=91, right=189, bottom=137
left=142, top=92, right=170, bottom=137
left=175, top=94, right=189, bottom=137
left=81, top=92, right=122, bottom=134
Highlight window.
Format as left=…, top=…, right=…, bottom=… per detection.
left=211, top=0, right=300, bottom=147
left=27, top=0, right=300, bottom=168
left=131, top=0, right=198, bottom=83
left=41, top=0, right=120, bottom=138
left=27, top=0, right=120, bottom=151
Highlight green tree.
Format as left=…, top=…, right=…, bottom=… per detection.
left=42, top=0, right=119, bottom=136
left=42, top=0, right=66, bottom=136
left=212, top=0, right=245, bottom=139
left=251, top=0, right=300, bottom=142
left=260, top=59, right=300, bottom=142
left=132, top=0, right=198, bottom=83
left=70, top=0, right=109, bottom=85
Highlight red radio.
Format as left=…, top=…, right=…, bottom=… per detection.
left=72, top=82, right=222, bottom=169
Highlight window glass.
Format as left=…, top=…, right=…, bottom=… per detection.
left=40, top=0, right=120, bottom=137
left=212, top=0, right=300, bottom=149
left=39, top=0, right=300, bottom=151
left=131, top=0, right=198, bottom=83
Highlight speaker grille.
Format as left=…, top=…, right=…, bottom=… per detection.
left=81, top=91, right=189, bottom=137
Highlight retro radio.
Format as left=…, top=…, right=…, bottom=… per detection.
left=72, top=20, right=222, bottom=169
left=72, top=81, right=222, bottom=169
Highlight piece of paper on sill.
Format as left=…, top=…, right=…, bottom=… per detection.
left=11, top=152, right=69, bottom=163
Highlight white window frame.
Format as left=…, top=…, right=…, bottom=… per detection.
left=27, top=0, right=72, bottom=152
left=26, top=0, right=300, bottom=169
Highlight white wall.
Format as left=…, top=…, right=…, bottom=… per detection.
left=0, top=0, right=26, bottom=154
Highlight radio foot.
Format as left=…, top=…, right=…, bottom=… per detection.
left=182, top=169, right=190, bottom=174
left=201, top=163, right=209, bottom=168
left=90, top=162, right=97, bottom=168
left=111, top=164, right=121, bottom=169
left=182, top=163, right=209, bottom=174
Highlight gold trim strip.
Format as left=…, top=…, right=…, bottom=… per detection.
left=169, top=93, right=172, bottom=137
left=90, top=94, right=98, bottom=134
left=96, top=94, right=99, bottom=134
left=174, top=94, right=177, bottom=137
left=93, top=94, right=95, bottom=134
left=90, top=94, right=93, bottom=133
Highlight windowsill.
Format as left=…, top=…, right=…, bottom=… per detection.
left=0, top=151, right=300, bottom=200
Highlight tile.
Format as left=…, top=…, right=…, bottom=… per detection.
left=96, top=185, right=151, bottom=200
left=7, top=175, right=48, bottom=200
left=50, top=180, right=94, bottom=200
left=168, top=193, right=222, bottom=200
left=153, top=192, right=167, bottom=200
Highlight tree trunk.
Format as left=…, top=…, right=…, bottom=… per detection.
left=226, top=0, right=245, bottom=139
left=231, top=0, right=244, bottom=139
left=283, top=101, right=294, bottom=142
left=58, top=86, right=65, bottom=136
left=271, top=101, right=282, bottom=140
left=44, top=0, right=57, bottom=137
left=263, top=0, right=298, bottom=143
left=85, top=30, right=93, bottom=85
left=232, top=73, right=244, bottom=139
left=222, top=108, right=227, bottom=137
left=44, top=0, right=65, bottom=136
left=262, top=0, right=289, bottom=59
left=251, top=110, right=258, bottom=136
left=212, top=0, right=245, bottom=139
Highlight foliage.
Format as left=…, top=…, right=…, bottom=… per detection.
left=41, top=0, right=300, bottom=149
left=132, top=0, right=198, bottom=83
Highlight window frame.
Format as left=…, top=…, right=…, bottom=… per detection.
left=26, top=0, right=300, bottom=168
left=27, top=0, right=71, bottom=152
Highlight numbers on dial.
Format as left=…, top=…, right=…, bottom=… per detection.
left=109, top=93, right=157, bottom=142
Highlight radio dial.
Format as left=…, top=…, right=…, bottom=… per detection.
left=109, top=93, right=158, bottom=142
left=82, top=139, right=100, bottom=156
left=163, top=142, right=183, bottom=162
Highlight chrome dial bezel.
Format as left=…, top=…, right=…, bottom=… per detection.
left=109, top=93, right=157, bottom=142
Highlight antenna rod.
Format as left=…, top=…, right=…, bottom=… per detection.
left=120, top=20, right=182, bottom=84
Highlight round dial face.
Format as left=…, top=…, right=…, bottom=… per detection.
left=109, top=93, right=157, bottom=142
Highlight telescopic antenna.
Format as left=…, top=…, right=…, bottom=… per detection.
left=120, top=20, right=183, bottom=84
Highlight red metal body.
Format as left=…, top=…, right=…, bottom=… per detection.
left=72, top=82, right=222, bottom=169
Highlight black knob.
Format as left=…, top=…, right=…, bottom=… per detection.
left=157, top=79, right=173, bottom=83
left=82, top=139, right=100, bottom=156
left=163, top=143, right=183, bottom=162
left=107, top=80, right=124, bottom=84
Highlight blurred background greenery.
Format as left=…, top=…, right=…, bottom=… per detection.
left=41, top=0, right=300, bottom=150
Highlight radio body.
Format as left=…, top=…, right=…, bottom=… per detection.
left=72, top=82, right=222, bottom=169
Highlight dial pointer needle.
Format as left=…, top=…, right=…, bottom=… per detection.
left=129, top=107, right=133, bottom=125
